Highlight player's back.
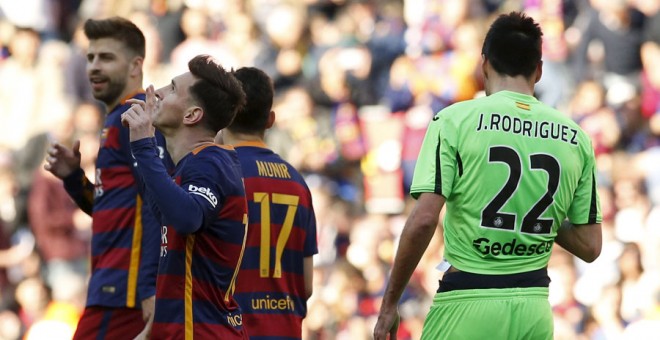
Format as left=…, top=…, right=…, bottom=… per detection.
left=233, top=141, right=318, bottom=339
left=416, top=90, right=599, bottom=275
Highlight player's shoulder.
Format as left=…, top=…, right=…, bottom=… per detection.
left=530, top=100, right=597, bottom=153
left=261, top=153, right=308, bottom=182
left=111, top=92, right=146, bottom=115
left=186, top=144, right=237, bottom=166
left=536, top=102, right=590, bottom=137
left=236, top=144, right=294, bottom=168
left=275, top=154, right=308, bottom=182
left=105, top=94, right=147, bottom=130
left=432, top=96, right=486, bottom=126
left=439, top=98, right=479, bottom=116
left=184, top=145, right=242, bottom=182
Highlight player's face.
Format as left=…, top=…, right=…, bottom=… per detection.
left=153, top=72, right=196, bottom=129
left=86, top=38, right=132, bottom=106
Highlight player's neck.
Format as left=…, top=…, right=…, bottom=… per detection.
left=106, top=84, right=144, bottom=112
left=486, top=76, right=536, bottom=97
left=166, top=129, right=215, bottom=164
left=221, top=130, right=265, bottom=146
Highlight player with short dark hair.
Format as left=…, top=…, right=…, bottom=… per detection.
left=121, top=54, right=249, bottom=339
left=374, top=12, right=602, bottom=340
left=220, top=67, right=318, bottom=339
left=45, top=16, right=172, bottom=340
left=83, top=16, right=145, bottom=57
left=480, top=12, right=542, bottom=78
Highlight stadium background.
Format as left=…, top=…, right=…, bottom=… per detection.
left=0, top=0, right=659, bottom=339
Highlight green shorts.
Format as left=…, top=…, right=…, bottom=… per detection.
left=421, top=287, right=553, bottom=340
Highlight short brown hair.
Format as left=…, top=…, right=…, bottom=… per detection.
left=188, top=55, right=246, bottom=132
left=83, top=16, right=145, bottom=58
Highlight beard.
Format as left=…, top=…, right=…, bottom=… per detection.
left=91, top=76, right=128, bottom=107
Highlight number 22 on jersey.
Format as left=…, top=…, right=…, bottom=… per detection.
left=481, top=146, right=560, bottom=235
left=254, top=192, right=299, bottom=278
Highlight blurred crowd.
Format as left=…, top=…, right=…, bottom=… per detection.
left=0, top=0, right=659, bottom=339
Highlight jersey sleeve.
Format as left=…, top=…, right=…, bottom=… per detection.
left=130, top=138, right=214, bottom=235
left=176, top=154, right=227, bottom=233
left=62, top=167, right=95, bottom=215
left=566, top=143, right=602, bottom=224
left=409, top=111, right=459, bottom=199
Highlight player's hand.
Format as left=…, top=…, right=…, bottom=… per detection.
left=134, top=295, right=155, bottom=340
left=373, top=306, right=400, bottom=340
left=44, top=140, right=82, bottom=179
left=122, top=85, right=157, bottom=141
left=133, top=325, right=150, bottom=340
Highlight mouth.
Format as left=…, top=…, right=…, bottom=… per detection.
left=89, top=76, right=108, bottom=91
left=154, top=96, right=163, bottom=110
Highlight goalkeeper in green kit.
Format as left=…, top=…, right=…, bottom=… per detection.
left=374, top=12, right=602, bottom=340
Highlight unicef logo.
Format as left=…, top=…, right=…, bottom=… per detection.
left=493, top=217, right=503, bottom=228
left=533, top=223, right=542, bottom=233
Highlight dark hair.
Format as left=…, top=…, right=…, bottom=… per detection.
left=188, top=55, right=246, bottom=132
left=481, top=12, right=543, bottom=78
left=83, top=17, right=146, bottom=58
left=228, top=67, right=274, bottom=134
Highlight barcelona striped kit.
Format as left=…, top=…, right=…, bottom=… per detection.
left=131, top=140, right=248, bottom=339
left=63, top=93, right=171, bottom=309
left=232, top=141, right=318, bottom=339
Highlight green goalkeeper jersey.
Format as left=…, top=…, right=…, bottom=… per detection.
left=411, top=90, right=602, bottom=275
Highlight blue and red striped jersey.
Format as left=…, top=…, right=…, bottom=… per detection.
left=130, top=140, right=249, bottom=339
left=232, top=141, right=318, bottom=339
left=63, top=92, right=173, bottom=309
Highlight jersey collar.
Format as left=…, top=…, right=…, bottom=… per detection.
left=233, top=140, right=268, bottom=149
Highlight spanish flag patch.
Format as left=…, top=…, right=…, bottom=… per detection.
left=515, top=102, right=530, bottom=110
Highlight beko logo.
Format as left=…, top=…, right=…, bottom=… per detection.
left=188, top=184, right=218, bottom=207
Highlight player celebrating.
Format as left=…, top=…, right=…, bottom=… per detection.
left=220, top=67, right=318, bottom=339
left=44, top=17, right=172, bottom=339
left=374, top=12, right=602, bottom=340
left=121, top=55, right=249, bottom=339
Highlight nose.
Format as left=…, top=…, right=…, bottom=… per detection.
left=154, top=88, right=163, bottom=101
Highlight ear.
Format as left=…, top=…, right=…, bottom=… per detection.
left=183, top=106, right=204, bottom=125
left=481, top=55, right=489, bottom=80
left=129, top=56, right=144, bottom=78
left=265, top=111, right=275, bottom=129
left=534, top=60, right=543, bottom=84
